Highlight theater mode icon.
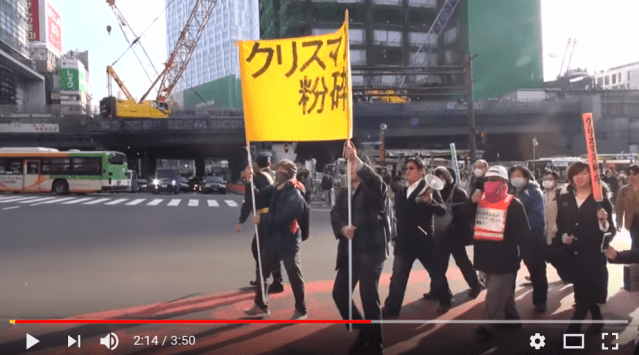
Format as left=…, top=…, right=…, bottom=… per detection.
left=100, top=332, right=119, bottom=350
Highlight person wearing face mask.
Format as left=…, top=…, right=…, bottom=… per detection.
left=508, top=165, right=548, bottom=314
left=469, top=159, right=489, bottom=195
left=603, top=169, right=620, bottom=207
left=470, top=166, right=530, bottom=342
left=244, top=159, right=309, bottom=320
left=383, top=156, right=453, bottom=317
left=542, top=171, right=574, bottom=284
left=432, top=166, right=483, bottom=299
left=615, top=164, right=639, bottom=249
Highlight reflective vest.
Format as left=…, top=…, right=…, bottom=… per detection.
left=474, top=194, right=515, bottom=242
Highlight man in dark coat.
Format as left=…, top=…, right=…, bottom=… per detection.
left=244, top=159, right=308, bottom=320
left=331, top=141, right=388, bottom=355
left=383, top=157, right=454, bottom=316
left=469, top=159, right=489, bottom=195
left=433, top=166, right=483, bottom=299
left=237, top=151, right=284, bottom=293
left=605, top=245, right=639, bottom=354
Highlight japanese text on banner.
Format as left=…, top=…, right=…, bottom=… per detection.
left=238, top=13, right=352, bottom=142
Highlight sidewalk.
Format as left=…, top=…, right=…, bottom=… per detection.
left=2, top=235, right=638, bottom=354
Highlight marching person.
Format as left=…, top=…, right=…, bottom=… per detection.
left=331, top=141, right=388, bottom=355
left=383, top=157, right=454, bottom=316
left=605, top=245, right=639, bottom=354
left=542, top=170, right=574, bottom=284
left=554, top=161, right=616, bottom=334
left=434, top=166, right=483, bottom=299
left=615, top=164, right=639, bottom=249
left=236, top=151, right=284, bottom=293
left=470, top=159, right=489, bottom=195
left=508, top=165, right=548, bottom=313
left=470, top=166, right=530, bottom=341
left=244, top=159, right=308, bottom=320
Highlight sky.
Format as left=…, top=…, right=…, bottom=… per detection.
left=52, top=0, right=639, bottom=106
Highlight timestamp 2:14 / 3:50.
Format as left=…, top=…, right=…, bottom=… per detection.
left=133, top=335, right=196, bottom=346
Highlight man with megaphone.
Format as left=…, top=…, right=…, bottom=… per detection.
left=382, top=156, right=454, bottom=316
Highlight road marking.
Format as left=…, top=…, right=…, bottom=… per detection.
left=207, top=200, right=219, bottom=207
left=2, top=206, right=20, bottom=210
left=62, top=198, right=93, bottom=204
left=31, top=197, right=75, bottom=205
left=167, top=199, right=181, bottom=206
left=0, top=196, right=23, bottom=202
left=0, top=196, right=43, bottom=203
left=20, top=197, right=57, bottom=204
left=105, top=198, right=128, bottom=205
left=147, top=199, right=163, bottom=206
left=188, top=199, right=199, bottom=207
left=126, top=199, right=146, bottom=206
left=225, top=200, right=238, bottom=207
left=83, top=198, right=111, bottom=205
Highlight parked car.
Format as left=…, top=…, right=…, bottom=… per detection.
left=151, top=169, right=180, bottom=194
left=189, top=176, right=203, bottom=192
left=136, top=178, right=148, bottom=193
left=203, top=175, right=226, bottom=194
left=126, top=170, right=138, bottom=193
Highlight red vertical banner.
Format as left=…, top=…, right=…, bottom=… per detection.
left=28, top=0, right=40, bottom=41
left=582, top=112, right=603, bottom=202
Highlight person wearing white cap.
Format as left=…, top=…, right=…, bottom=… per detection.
left=470, top=165, right=531, bottom=342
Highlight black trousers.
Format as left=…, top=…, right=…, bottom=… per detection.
left=568, top=302, right=603, bottom=333
left=520, top=234, right=548, bottom=305
left=251, top=235, right=282, bottom=283
left=332, top=252, right=384, bottom=345
left=255, top=242, right=306, bottom=313
left=385, top=241, right=453, bottom=312
left=439, top=237, right=481, bottom=290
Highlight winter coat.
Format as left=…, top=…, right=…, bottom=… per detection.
left=510, top=180, right=545, bottom=238
left=256, top=182, right=306, bottom=248
left=440, top=183, right=472, bottom=246
left=469, top=196, right=530, bottom=274
left=543, top=185, right=561, bottom=245
left=331, top=163, right=388, bottom=270
left=615, top=184, right=639, bottom=231
left=553, top=186, right=616, bottom=305
left=239, top=167, right=275, bottom=224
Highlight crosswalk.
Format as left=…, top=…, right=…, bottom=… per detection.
left=0, top=195, right=243, bottom=208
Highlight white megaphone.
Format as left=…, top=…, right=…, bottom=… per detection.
left=100, top=332, right=119, bottom=350
left=416, top=174, right=444, bottom=197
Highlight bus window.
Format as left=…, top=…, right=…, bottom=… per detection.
left=27, top=162, right=39, bottom=174
left=108, top=154, right=126, bottom=166
left=0, top=159, right=23, bottom=175
left=71, top=157, right=102, bottom=175
left=42, top=158, right=70, bottom=174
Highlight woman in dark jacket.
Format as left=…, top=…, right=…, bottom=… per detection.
left=553, top=161, right=616, bottom=333
left=433, top=166, right=482, bottom=299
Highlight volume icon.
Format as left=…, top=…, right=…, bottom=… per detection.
left=68, top=335, right=81, bottom=348
left=100, top=332, right=119, bottom=350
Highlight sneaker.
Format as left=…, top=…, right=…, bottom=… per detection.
left=534, top=302, right=547, bottom=313
left=268, top=282, right=285, bottom=294
left=291, top=310, right=308, bottom=320
left=249, top=280, right=258, bottom=287
left=468, top=287, right=482, bottom=299
left=381, top=306, right=399, bottom=318
left=422, top=292, right=438, bottom=300
left=244, top=304, right=270, bottom=317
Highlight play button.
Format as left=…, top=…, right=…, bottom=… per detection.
left=26, top=333, right=39, bottom=350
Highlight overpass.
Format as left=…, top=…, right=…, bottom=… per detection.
left=0, top=99, right=584, bottom=179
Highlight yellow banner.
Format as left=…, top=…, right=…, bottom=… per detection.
left=238, top=12, right=352, bottom=142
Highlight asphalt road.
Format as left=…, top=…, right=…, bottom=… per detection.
left=0, top=191, right=340, bottom=321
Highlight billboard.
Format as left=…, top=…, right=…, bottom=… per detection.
left=27, top=0, right=62, bottom=55
left=61, top=59, right=87, bottom=92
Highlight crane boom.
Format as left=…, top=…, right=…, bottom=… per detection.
left=107, top=66, right=135, bottom=101
left=139, top=0, right=218, bottom=103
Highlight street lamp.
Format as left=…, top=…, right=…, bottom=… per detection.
left=532, top=137, right=538, bottom=179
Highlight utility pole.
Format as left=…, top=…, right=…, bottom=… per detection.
left=466, top=54, right=477, bottom=163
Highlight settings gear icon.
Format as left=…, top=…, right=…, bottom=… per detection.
left=530, top=333, right=546, bottom=350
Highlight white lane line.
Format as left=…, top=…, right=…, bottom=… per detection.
left=0, top=196, right=42, bottom=203
left=62, top=198, right=93, bottom=204
left=167, top=199, right=181, bottom=206
left=225, top=200, right=238, bottom=207
left=3, top=206, right=20, bottom=210
left=20, top=197, right=57, bottom=204
left=207, top=200, right=219, bottom=207
left=83, top=198, right=111, bottom=205
left=188, top=199, right=199, bottom=207
left=105, top=198, right=128, bottom=205
left=0, top=196, right=23, bottom=202
left=31, top=197, right=75, bottom=206
left=125, top=199, right=146, bottom=206
left=146, top=199, right=163, bottom=206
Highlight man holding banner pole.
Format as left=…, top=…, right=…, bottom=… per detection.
left=331, top=140, right=387, bottom=354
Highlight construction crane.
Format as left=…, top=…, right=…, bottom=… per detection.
left=398, top=0, right=460, bottom=87
left=101, top=0, right=218, bottom=119
left=557, top=38, right=577, bottom=78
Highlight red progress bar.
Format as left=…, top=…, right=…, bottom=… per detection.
left=11, top=319, right=371, bottom=324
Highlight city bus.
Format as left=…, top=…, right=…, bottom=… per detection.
left=0, top=147, right=129, bottom=194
